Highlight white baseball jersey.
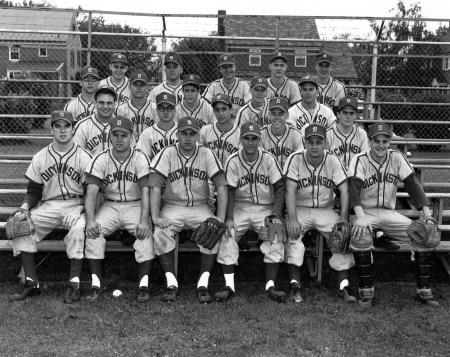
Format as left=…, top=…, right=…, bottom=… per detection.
left=99, top=76, right=131, bottom=105
left=266, top=77, right=301, bottom=106
left=86, top=147, right=150, bottom=202
left=116, top=99, right=158, bottom=141
left=348, top=149, right=414, bottom=210
left=199, top=123, right=241, bottom=165
left=225, top=148, right=282, bottom=205
left=317, top=77, right=346, bottom=109
left=260, top=124, right=304, bottom=168
left=150, top=143, right=223, bottom=207
left=175, top=98, right=215, bottom=127
left=326, top=125, right=369, bottom=169
left=235, top=99, right=270, bottom=127
left=288, top=102, right=336, bottom=134
left=73, top=114, right=112, bottom=156
left=203, top=78, right=251, bottom=113
left=283, top=149, right=347, bottom=208
left=136, top=122, right=178, bottom=159
left=64, top=94, right=95, bottom=123
left=26, top=143, right=91, bottom=200
left=148, top=81, right=183, bottom=104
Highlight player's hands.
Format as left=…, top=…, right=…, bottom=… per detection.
left=86, top=220, right=101, bottom=239
left=351, top=216, right=372, bottom=240
left=213, top=216, right=224, bottom=223
left=225, top=219, right=235, bottom=238
left=136, top=221, right=151, bottom=240
left=153, top=216, right=171, bottom=228
left=286, top=217, right=302, bottom=240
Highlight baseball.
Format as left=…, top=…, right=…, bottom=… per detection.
left=112, top=289, right=122, bottom=297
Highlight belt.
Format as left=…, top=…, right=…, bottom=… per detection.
left=105, top=199, right=141, bottom=202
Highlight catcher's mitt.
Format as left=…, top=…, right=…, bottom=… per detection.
left=5, top=208, right=35, bottom=240
left=258, top=215, right=288, bottom=243
left=329, top=222, right=351, bottom=254
left=350, top=227, right=374, bottom=251
left=191, top=217, right=226, bottom=250
left=407, top=217, right=440, bottom=248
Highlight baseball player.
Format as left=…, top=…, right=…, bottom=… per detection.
left=9, top=111, right=91, bottom=303
left=203, top=54, right=251, bottom=118
left=235, top=76, right=271, bottom=128
left=326, top=96, right=369, bottom=170
left=64, top=66, right=99, bottom=123
left=99, top=52, right=131, bottom=105
left=149, top=117, right=228, bottom=304
left=266, top=52, right=301, bottom=106
left=284, top=124, right=356, bottom=303
left=315, top=52, right=346, bottom=114
left=84, top=116, right=153, bottom=303
left=288, top=75, right=336, bottom=134
left=175, top=74, right=215, bottom=127
left=348, top=122, right=439, bottom=307
left=136, top=92, right=178, bottom=159
left=116, top=69, right=158, bottom=141
left=148, top=52, right=183, bottom=104
left=260, top=97, right=304, bottom=168
left=216, top=122, right=288, bottom=302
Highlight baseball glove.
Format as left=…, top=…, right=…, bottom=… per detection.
left=5, top=208, right=35, bottom=240
left=191, top=217, right=227, bottom=250
left=258, top=215, right=288, bottom=243
left=329, top=222, right=351, bottom=254
left=350, top=227, right=374, bottom=251
left=407, top=217, right=440, bottom=248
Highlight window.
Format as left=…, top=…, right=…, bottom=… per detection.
left=38, top=48, right=47, bottom=57
left=443, top=56, right=450, bottom=71
left=294, top=49, right=307, bottom=67
left=249, top=48, right=261, bottom=66
left=9, top=46, right=20, bottom=62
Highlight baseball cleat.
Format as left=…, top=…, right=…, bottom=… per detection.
left=373, top=235, right=400, bottom=251
left=215, top=286, right=235, bottom=302
left=9, top=280, right=40, bottom=302
left=63, top=282, right=81, bottom=304
left=358, top=298, right=373, bottom=308
left=289, top=282, right=303, bottom=303
left=266, top=286, right=286, bottom=303
left=338, top=287, right=357, bottom=303
left=136, top=287, right=150, bottom=303
left=197, top=287, right=213, bottom=304
left=85, top=287, right=101, bottom=303
left=161, top=286, right=178, bottom=302
left=416, top=288, right=440, bottom=307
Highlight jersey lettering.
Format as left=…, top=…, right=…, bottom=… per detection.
left=331, top=143, right=361, bottom=156
left=237, top=172, right=270, bottom=188
left=151, top=138, right=177, bottom=155
left=204, top=139, right=239, bottom=156
left=362, top=172, right=399, bottom=189
left=86, top=133, right=107, bottom=151
left=268, top=146, right=291, bottom=158
left=168, top=167, right=208, bottom=183
left=103, top=170, right=139, bottom=185
left=41, top=163, right=82, bottom=184
left=297, top=175, right=334, bottom=189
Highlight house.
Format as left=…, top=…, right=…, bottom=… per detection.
left=434, top=28, right=450, bottom=88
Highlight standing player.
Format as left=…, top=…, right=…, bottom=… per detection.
left=284, top=124, right=356, bottom=303
left=149, top=117, right=228, bottom=304
left=235, top=76, right=270, bottom=128
left=288, top=75, right=336, bottom=134
left=216, top=122, right=288, bottom=302
left=203, top=54, right=251, bottom=118
left=99, top=52, right=130, bottom=105
left=84, top=116, right=153, bottom=303
left=175, top=74, right=215, bottom=127
left=64, top=66, right=99, bottom=123
left=9, top=111, right=91, bottom=303
left=136, top=92, right=178, bottom=159
left=348, top=122, right=439, bottom=307
left=266, top=52, right=301, bottom=106
left=260, top=97, right=303, bottom=168
left=315, top=52, right=346, bottom=114
left=116, top=69, right=157, bottom=141
left=148, top=52, right=183, bottom=104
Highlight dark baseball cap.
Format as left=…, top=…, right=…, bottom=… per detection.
left=316, top=52, right=333, bottom=64
left=211, top=93, right=232, bottom=108
left=183, top=74, right=201, bottom=88
left=94, top=85, right=117, bottom=101
left=111, top=52, right=128, bottom=64
left=80, top=66, right=100, bottom=79
left=270, top=51, right=288, bottom=63
left=299, top=75, right=318, bottom=88
left=305, top=124, right=327, bottom=140
left=130, top=69, right=149, bottom=84
left=110, top=116, right=133, bottom=134
left=164, top=52, right=182, bottom=66
left=218, top=54, right=236, bottom=67
left=241, top=121, right=261, bottom=138
left=368, top=122, right=393, bottom=139
left=177, top=116, right=200, bottom=132
left=338, top=96, right=358, bottom=112
left=51, top=110, right=74, bottom=125
left=268, top=97, right=289, bottom=112
left=250, top=76, right=268, bottom=88
left=156, top=92, right=176, bottom=106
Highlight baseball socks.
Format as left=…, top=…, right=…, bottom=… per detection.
left=159, top=251, right=178, bottom=302
left=215, top=264, right=235, bottom=302
left=287, top=264, right=302, bottom=303
left=9, top=252, right=40, bottom=302
left=86, top=259, right=102, bottom=302
left=63, top=259, right=83, bottom=304
left=336, top=270, right=356, bottom=303
left=265, top=263, right=286, bottom=303
left=137, top=260, right=153, bottom=303
left=197, top=254, right=215, bottom=304
left=415, top=252, right=439, bottom=307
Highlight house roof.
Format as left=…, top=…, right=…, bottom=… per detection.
left=0, top=8, right=76, bottom=42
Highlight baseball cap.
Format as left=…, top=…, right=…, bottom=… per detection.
left=80, top=66, right=100, bottom=79
left=51, top=110, right=74, bottom=125
left=316, top=52, right=333, bottom=64
left=111, top=52, right=128, bottom=65
left=164, top=52, right=182, bottom=66
left=270, top=51, right=288, bottom=63
left=240, top=121, right=261, bottom=138
left=94, top=85, right=117, bottom=101
left=268, top=97, right=289, bottom=112
left=368, top=122, right=393, bottom=139
left=110, top=116, right=133, bottom=134
left=177, top=116, right=200, bottom=132
left=156, top=92, right=176, bottom=106
left=182, top=74, right=201, bottom=88
left=211, top=93, right=232, bottom=108
left=305, top=124, right=327, bottom=140
left=250, top=76, right=268, bottom=89
left=130, top=69, right=149, bottom=84
left=299, top=75, right=318, bottom=88
left=338, top=96, right=358, bottom=112
left=218, top=54, right=236, bottom=67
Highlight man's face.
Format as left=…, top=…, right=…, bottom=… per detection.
left=51, top=120, right=73, bottom=145
left=164, top=62, right=183, bottom=81
left=109, top=62, right=128, bottom=81
left=370, top=134, right=391, bottom=161
left=213, top=102, right=232, bottom=123
left=269, top=59, right=287, bottom=78
left=130, top=81, right=148, bottom=99
left=80, top=75, right=99, bottom=95
left=241, top=134, right=260, bottom=156
left=182, top=85, right=199, bottom=104
left=177, top=129, right=198, bottom=153
left=268, top=107, right=287, bottom=129
left=337, top=105, right=357, bottom=128
left=305, top=136, right=326, bottom=160
left=250, top=86, right=267, bottom=106
left=219, top=64, right=236, bottom=80
left=300, top=83, right=318, bottom=103
left=110, top=130, right=131, bottom=152
left=316, top=61, right=332, bottom=79
left=96, top=93, right=116, bottom=118
left=157, top=102, right=175, bottom=122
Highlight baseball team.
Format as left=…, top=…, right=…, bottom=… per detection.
left=7, top=50, right=440, bottom=308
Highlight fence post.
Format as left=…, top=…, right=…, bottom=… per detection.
left=369, top=43, right=378, bottom=120
left=275, top=17, right=279, bottom=51
left=161, top=15, right=167, bottom=82
left=87, top=11, right=92, bottom=66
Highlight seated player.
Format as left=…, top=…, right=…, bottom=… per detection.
left=9, top=111, right=91, bottom=303
left=149, top=117, right=227, bottom=304
left=99, top=52, right=130, bottom=105
left=348, top=122, right=439, bottom=307
left=235, top=76, right=270, bottom=127
left=84, top=116, right=153, bottom=303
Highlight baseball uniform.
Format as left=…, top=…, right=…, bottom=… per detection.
left=199, top=123, right=241, bottom=165
left=148, top=81, right=183, bottom=104
left=235, top=99, right=270, bottom=128
left=175, top=97, right=215, bottom=128
left=266, top=77, right=301, bottom=106
left=318, top=77, right=346, bottom=110
left=64, top=94, right=95, bottom=123
left=116, top=99, right=158, bottom=141
left=288, top=102, right=336, bottom=134
left=136, top=122, right=178, bottom=159
left=99, top=76, right=131, bottom=105
left=203, top=78, right=251, bottom=116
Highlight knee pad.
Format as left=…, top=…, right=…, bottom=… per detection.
left=354, top=251, right=373, bottom=289
left=415, top=252, right=432, bottom=289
